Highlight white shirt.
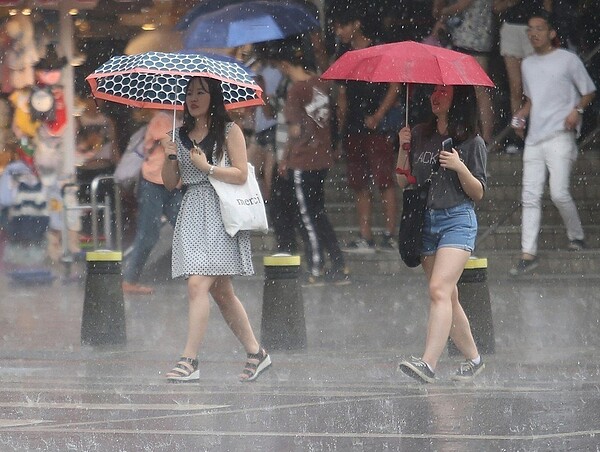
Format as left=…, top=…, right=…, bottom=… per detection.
left=522, top=48, right=596, bottom=145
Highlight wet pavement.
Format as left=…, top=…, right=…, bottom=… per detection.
left=1, top=259, right=600, bottom=451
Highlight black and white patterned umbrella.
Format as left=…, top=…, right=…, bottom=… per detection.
left=86, top=51, right=263, bottom=110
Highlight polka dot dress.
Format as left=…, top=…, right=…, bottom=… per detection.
left=171, top=125, right=254, bottom=278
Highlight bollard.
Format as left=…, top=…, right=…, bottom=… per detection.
left=448, top=257, right=495, bottom=355
left=260, top=254, right=306, bottom=351
left=81, top=250, right=126, bottom=346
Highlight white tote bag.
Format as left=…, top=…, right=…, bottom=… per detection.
left=208, top=160, right=269, bottom=237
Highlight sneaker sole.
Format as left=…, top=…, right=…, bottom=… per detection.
left=398, top=361, right=435, bottom=384
left=509, top=261, right=539, bottom=276
left=451, top=363, right=486, bottom=381
left=167, top=369, right=200, bottom=382
left=301, top=281, right=326, bottom=287
left=241, top=355, right=272, bottom=382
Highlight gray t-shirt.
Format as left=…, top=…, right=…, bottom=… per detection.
left=410, top=124, right=487, bottom=210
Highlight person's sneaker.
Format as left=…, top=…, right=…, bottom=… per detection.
left=398, top=357, right=436, bottom=383
left=343, top=237, right=376, bottom=254
left=302, top=273, right=326, bottom=287
left=324, top=266, right=351, bottom=285
left=451, top=359, right=485, bottom=381
left=379, top=232, right=397, bottom=252
left=509, top=258, right=538, bottom=276
left=568, top=239, right=586, bottom=251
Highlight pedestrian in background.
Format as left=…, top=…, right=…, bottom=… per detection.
left=493, top=0, right=551, bottom=154
left=509, top=10, right=596, bottom=276
left=271, top=41, right=349, bottom=285
left=396, top=85, right=487, bottom=383
left=161, top=76, right=270, bottom=383
left=433, top=0, right=495, bottom=145
left=121, top=110, right=183, bottom=295
left=333, top=8, right=400, bottom=254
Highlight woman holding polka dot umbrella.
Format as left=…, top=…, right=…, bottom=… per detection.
left=87, top=55, right=270, bottom=383
left=86, top=51, right=264, bottom=139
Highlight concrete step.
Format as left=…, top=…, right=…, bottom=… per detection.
left=249, top=223, right=600, bottom=254
left=475, top=225, right=600, bottom=251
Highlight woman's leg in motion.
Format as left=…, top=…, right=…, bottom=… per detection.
left=210, top=276, right=260, bottom=354
left=448, top=285, right=479, bottom=360
left=421, top=247, right=472, bottom=369
left=180, top=275, right=215, bottom=359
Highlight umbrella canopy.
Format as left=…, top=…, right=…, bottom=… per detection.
left=176, top=0, right=245, bottom=31
left=321, top=41, right=494, bottom=87
left=182, top=1, right=320, bottom=50
left=86, top=51, right=264, bottom=111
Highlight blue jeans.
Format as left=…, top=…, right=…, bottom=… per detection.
left=123, top=178, right=182, bottom=283
left=422, top=202, right=477, bottom=255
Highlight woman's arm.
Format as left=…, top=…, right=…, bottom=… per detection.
left=395, top=126, right=416, bottom=189
left=438, top=148, right=484, bottom=201
left=190, top=123, right=248, bottom=185
left=161, top=137, right=181, bottom=191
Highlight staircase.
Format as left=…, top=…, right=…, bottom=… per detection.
left=251, top=149, right=600, bottom=279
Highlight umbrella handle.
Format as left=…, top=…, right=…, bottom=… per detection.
left=402, top=84, right=410, bottom=151
left=405, top=84, right=410, bottom=127
left=172, top=109, right=177, bottom=142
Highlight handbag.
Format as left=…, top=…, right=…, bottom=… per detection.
left=397, top=146, right=434, bottom=268
left=208, top=154, right=269, bottom=237
left=398, top=182, right=430, bottom=268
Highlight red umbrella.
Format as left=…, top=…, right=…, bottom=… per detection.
left=321, top=41, right=494, bottom=126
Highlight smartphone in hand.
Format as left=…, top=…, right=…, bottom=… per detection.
left=433, top=138, right=453, bottom=171
left=442, top=138, right=453, bottom=152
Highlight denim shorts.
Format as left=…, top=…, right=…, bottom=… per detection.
left=422, top=202, right=477, bottom=255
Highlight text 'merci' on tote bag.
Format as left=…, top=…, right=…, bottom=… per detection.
left=208, top=159, right=269, bottom=237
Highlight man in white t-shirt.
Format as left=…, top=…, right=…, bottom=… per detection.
left=509, top=10, right=596, bottom=276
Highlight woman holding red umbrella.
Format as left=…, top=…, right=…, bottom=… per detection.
left=396, top=85, right=487, bottom=383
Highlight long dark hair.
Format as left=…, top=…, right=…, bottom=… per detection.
left=422, top=85, right=479, bottom=144
left=180, top=76, right=231, bottom=164
left=447, top=85, right=479, bottom=143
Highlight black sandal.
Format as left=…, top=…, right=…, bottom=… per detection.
left=166, top=357, right=199, bottom=382
left=239, top=348, right=271, bottom=382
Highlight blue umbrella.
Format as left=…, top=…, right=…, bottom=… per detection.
left=176, top=0, right=245, bottom=31
left=182, top=1, right=320, bottom=50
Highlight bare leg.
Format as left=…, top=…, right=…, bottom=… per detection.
left=473, top=55, right=494, bottom=144
left=475, top=86, right=494, bottom=144
left=504, top=55, right=525, bottom=115
left=448, top=285, right=479, bottom=360
left=210, top=276, right=260, bottom=354
left=355, top=188, right=373, bottom=240
left=421, top=248, right=474, bottom=369
left=181, top=275, right=215, bottom=359
left=380, top=185, right=397, bottom=235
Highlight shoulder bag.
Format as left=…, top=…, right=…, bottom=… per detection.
left=397, top=149, right=434, bottom=268
left=208, top=152, right=269, bottom=237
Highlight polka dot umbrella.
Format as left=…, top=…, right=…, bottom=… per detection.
left=86, top=51, right=263, bottom=139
